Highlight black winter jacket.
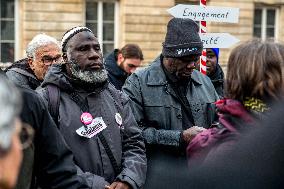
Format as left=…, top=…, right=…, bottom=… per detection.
left=208, top=64, right=224, bottom=98
left=123, top=56, right=219, bottom=188
left=104, top=50, right=128, bottom=90
left=16, top=87, right=89, bottom=189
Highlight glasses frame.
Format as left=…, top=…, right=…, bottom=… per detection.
left=20, top=123, right=34, bottom=150
left=41, top=55, right=62, bottom=66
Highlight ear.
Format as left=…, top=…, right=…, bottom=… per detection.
left=27, top=58, right=35, bottom=70
left=117, top=53, right=124, bottom=66
left=62, top=53, right=68, bottom=62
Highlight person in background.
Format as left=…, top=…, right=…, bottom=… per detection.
left=0, top=74, right=23, bottom=189
left=187, top=40, right=284, bottom=166
left=206, top=48, right=224, bottom=98
left=195, top=48, right=224, bottom=98
left=104, top=44, right=144, bottom=90
left=123, top=18, right=218, bottom=188
left=5, top=34, right=62, bottom=90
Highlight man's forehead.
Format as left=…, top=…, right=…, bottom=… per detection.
left=176, top=54, right=200, bottom=60
left=124, top=58, right=142, bottom=65
left=70, top=31, right=98, bottom=43
left=206, top=49, right=215, bottom=54
left=36, top=43, right=60, bottom=54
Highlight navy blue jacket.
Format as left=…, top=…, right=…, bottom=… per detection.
left=104, top=50, right=128, bottom=90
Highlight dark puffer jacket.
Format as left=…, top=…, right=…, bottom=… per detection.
left=37, top=64, right=147, bottom=189
left=5, top=58, right=40, bottom=89
left=208, top=64, right=224, bottom=98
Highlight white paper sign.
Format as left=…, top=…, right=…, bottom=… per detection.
left=76, top=117, right=107, bottom=138
left=199, top=33, right=240, bottom=48
left=168, top=4, right=239, bottom=23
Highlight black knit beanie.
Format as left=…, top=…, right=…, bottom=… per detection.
left=162, top=18, right=203, bottom=58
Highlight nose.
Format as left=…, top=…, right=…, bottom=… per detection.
left=89, top=48, right=101, bottom=59
left=129, top=67, right=137, bottom=74
left=186, top=61, right=196, bottom=69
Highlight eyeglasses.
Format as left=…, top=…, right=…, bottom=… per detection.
left=19, top=123, right=34, bottom=150
left=0, top=122, right=34, bottom=157
left=41, top=55, right=62, bottom=65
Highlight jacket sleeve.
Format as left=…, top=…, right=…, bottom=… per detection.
left=122, top=74, right=182, bottom=149
left=115, top=92, right=147, bottom=189
left=76, top=165, right=110, bottom=189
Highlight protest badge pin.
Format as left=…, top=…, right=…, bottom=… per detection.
left=76, top=117, right=107, bottom=139
left=80, top=112, right=93, bottom=125
left=115, top=113, right=122, bottom=126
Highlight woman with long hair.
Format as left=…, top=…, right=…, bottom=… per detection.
left=187, top=40, right=284, bottom=166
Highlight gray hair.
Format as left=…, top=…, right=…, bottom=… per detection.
left=26, top=33, right=60, bottom=59
left=0, top=74, right=22, bottom=152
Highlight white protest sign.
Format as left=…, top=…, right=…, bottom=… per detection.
left=199, top=33, right=240, bottom=48
left=167, top=4, right=239, bottom=23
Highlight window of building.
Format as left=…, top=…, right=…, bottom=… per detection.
left=0, top=0, right=15, bottom=63
left=253, top=7, right=278, bottom=41
left=86, top=0, right=118, bottom=55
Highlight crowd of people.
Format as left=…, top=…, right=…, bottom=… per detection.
left=0, top=16, right=283, bottom=189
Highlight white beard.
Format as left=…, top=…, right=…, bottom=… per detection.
left=68, top=60, right=108, bottom=84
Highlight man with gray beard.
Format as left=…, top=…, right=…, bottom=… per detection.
left=37, top=26, right=147, bottom=189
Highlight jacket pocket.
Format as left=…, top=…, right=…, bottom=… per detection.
left=190, top=101, right=216, bottom=128
left=143, top=97, right=181, bottom=130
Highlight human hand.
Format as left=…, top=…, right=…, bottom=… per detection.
left=105, top=181, right=131, bottom=189
left=182, top=126, right=206, bottom=143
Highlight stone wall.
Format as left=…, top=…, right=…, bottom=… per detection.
left=12, top=0, right=284, bottom=68
left=20, top=0, right=84, bottom=58
left=119, top=0, right=174, bottom=64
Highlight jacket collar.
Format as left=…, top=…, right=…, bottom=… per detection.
left=216, top=99, right=254, bottom=132
left=104, top=49, right=128, bottom=78
left=7, top=58, right=38, bottom=80
left=146, top=55, right=203, bottom=86
left=208, top=64, right=224, bottom=82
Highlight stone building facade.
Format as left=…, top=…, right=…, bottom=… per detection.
left=1, top=0, right=284, bottom=70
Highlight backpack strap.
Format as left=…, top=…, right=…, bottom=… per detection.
left=46, top=85, right=60, bottom=126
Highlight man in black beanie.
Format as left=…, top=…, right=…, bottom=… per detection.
left=123, top=18, right=219, bottom=188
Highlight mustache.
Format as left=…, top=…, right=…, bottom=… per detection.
left=66, top=59, right=80, bottom=67
left=66, top=59, right=104, bottom=71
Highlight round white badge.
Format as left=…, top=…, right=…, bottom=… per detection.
left=115, top=113, right=122, bottom=126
